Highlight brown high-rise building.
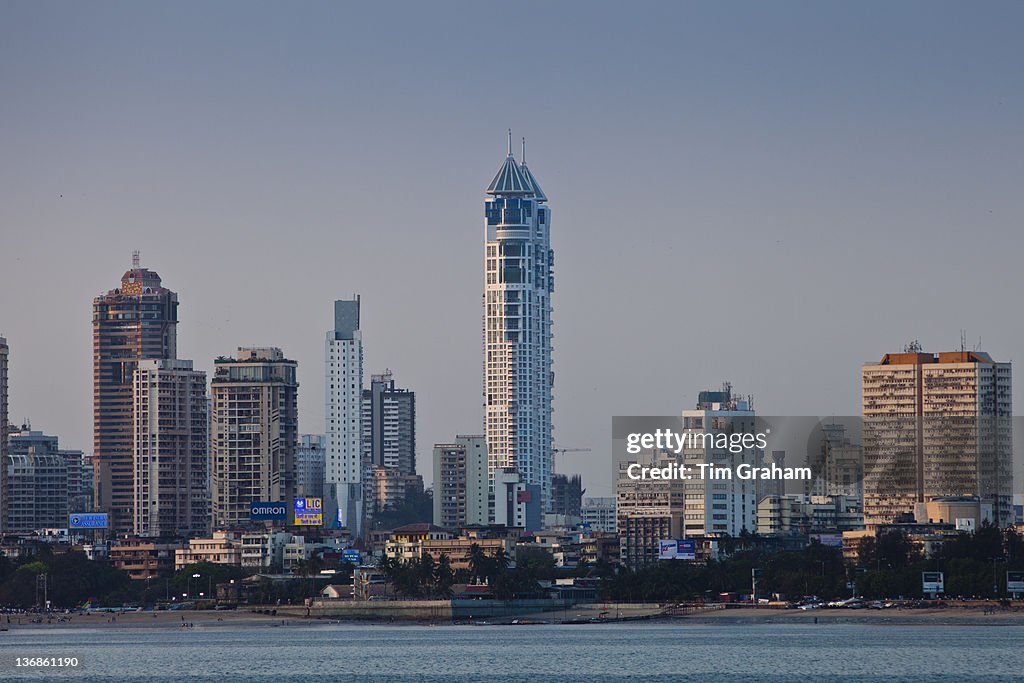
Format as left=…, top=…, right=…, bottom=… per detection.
left=93, top=256, right=178, bottom=534
left=862, top=348, right=1012, bottom=529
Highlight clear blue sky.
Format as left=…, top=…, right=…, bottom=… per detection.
left=2, top=2, right=1022, bottom=495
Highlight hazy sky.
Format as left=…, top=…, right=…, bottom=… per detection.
left=2, top=2, right=1022, bottom=496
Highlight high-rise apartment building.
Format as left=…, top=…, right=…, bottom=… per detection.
left=862, top=349, right=1012, bottom=528
left=361, top=370, right=416, bottom=474
left=296, top=434, right=326, bottom=500
left=7, top=427, right=68, bottom=532
left=432, top=435, right=489, bottom=530
left=483, top=133, right=555, bottom=515
left=211, top=348, right=298, bottom=529
left=0, top=336, right=7, bottom=532
left=326, top=298, right=363, bottom=534
left=678, top=387, right=758, bottom=536
left=93, top=256, right=178, bottom=533
left=808, top=423, right=863, bottom=501
left=360, top=370, right=417, bottom=521
left=616, top=449, right=684, bottom=568
left=133, top=359, right=209, bottom=538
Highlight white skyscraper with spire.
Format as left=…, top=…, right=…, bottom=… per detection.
left=483, top=132, right=554, bottom=525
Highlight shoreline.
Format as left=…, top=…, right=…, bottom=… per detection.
left=4, top=606, right=1024, bottom=630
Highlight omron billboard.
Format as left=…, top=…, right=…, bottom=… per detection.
left=293, top=497, right=323, bottom=526
left=250, top=501, right=288, bottom=521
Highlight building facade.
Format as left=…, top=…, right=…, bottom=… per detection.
left=616, top=449, right=685, bottom=568
left=296, top=434, right=326, bottom=500
left=483, top=134, right=555, bottom=515
left=93, top=257, right=178, bottom=533
left=432, top=435, right=489, bottom=530
left=211, top=348, right=298, bottom=529
left=360, top=370, right=416, bottom=521
left=326, top=298, right=363, bottom=534
left=678, top=387, right=758, bottom=537
left=361, top=370, right=415, bottom=474
left=132, top=359, right=209, bottom=538
left=550, top=474, right=584, bottom=518
left=862, top=349, right=1012, bottom=528
left=6, top=428, right=69, bottom=532
left=581, top=496, right=616, bottom=534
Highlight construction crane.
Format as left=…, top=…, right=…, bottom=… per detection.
left=552, top=446, right=592, bottom=472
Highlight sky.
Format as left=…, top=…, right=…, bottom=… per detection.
left=1, top=1, right=1023, bottom=496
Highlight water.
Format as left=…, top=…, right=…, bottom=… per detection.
left=2, top=622, right=1023, bottom=681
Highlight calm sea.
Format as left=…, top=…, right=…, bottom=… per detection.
left=2, top=622, right=1022, bottom=681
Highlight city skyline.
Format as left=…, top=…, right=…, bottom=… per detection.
left=3, top=3, right=1024, bottom=497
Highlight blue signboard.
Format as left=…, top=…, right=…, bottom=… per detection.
left=250, top=501, right=288, bottom=521
left=342, top=549, right=361, bottom=565
left=69, top=513, right=108, bottom=529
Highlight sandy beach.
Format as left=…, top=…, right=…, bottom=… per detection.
left=5, top=605, right=1024, bottom=630
left=0, top=610, right=289, bottom=630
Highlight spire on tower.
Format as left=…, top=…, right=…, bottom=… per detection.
left=522, top=137, right=526, bottom=163
left=507, top=128, right=512, bottom=156
left=132, top=250, right=140, bottom=269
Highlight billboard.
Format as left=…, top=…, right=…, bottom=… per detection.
left=293, top=497, right=323, bottom=526
left=69, top=513, right=108, bottom=529
left=810, top=533, right=844, bottom=549
left=922, top=571, right=944, bottom=595
left=1008, top=571, right=1024, bottom=595
left=342, top=549, right=361, bottom=565
left=250, top=501, right=288, bottom=521
left=659, top=539, right=696, bottom=560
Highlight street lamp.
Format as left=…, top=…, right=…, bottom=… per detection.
left=189, top=573, right=200, bottom=599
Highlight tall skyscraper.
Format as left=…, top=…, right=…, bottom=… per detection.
left=211, top=348, right=298, bottom=529
left=433, top=435, right=489, bottom=530
left=326, top=298, right=363, bottom=534
left=483, top=132, right=555, bottom=516
left=133, top=359, right=209, bottom=538
left=0, top=336, right=8, bottom=532
left=93, top=255, right=178, bottom=534
left=862, top=348, right=1012, bottom=528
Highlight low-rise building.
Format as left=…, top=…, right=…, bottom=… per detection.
left=110, top=538, right=183, bottom=579
left=175, top=531, right=242, bottom=569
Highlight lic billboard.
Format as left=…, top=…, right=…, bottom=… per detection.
left=342, top=549, right=361, bottom=565
left=250, top=501, right=288, bottom=521
left=293, top=497, right=323, bottom=526
left=69, top=513, right=109, bottom=529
